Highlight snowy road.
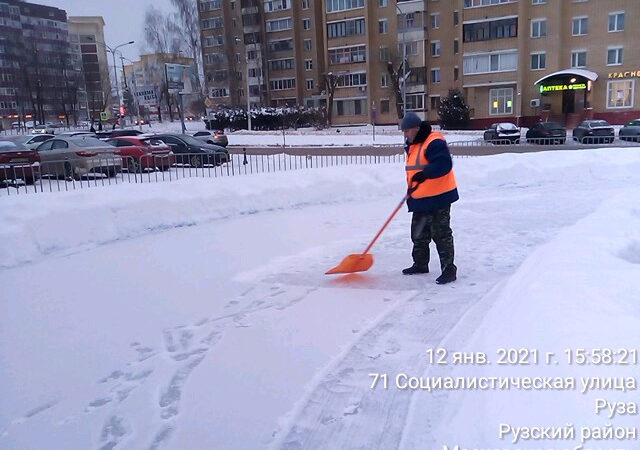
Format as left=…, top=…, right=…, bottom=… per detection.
left=2, top=149, right=640, bottom=449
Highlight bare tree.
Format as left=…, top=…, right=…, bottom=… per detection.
left=323, top=73, right=340, bottom=126
left=170, top=0, right=204, bottom=95
left=387, top=59, right=406, bottom=120
left=144, top=6, right=182, bottom=55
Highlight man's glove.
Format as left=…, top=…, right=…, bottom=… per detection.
left=411, top=171, right=427, bottom=184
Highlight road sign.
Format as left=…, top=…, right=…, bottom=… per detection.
left=100, top=111, right=109, bottom=121
left=204, top=97, right=214, bottom=108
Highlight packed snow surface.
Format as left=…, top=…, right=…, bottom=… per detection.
left=1, top=145, right=639, bottom=449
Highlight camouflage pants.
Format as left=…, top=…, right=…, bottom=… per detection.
left=410, top=206, right=455, bottom=270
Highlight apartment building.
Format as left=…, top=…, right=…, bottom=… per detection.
left=199, top=0, right=639, bottom=127
left=0, top=0, right=70, bottom=129
left=427, top=0, right=640, bottom=127
left=67, top=16, right=111, bottom=121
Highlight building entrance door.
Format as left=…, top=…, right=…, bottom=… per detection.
left=562, top=90, right=576, bottom=114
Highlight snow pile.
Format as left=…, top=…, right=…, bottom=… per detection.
left=3, top=148, right=640, bottom=270
left=402, top=194, right=640, bottom=449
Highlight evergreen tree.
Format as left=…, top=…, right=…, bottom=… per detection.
left=438, top=88, right=471, bottom=129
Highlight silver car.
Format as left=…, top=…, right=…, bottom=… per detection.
left=35, top=136, right=122, bottom=180
left=3, top=134, right=54, bottom=149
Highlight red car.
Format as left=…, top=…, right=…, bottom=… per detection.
left=0, top=141, right=41, bottom=185
left=106, top=136, right=175, bottom=172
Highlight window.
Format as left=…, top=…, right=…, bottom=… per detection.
left=210, top=87, right=230, bottom=98
left=380, top=99, right=390, bottom=113
left=305, top=59, right=313, bottom=70
left=381, top=73, right=389, bottom=87
left=431, top=41, right=441, bottom=57
left=431, top=68, right=441, bottom=83
left=302, top=0, right=309, bottom=8
left=329, top=45, right=366, bottom=64
left=270, top=78, right=296, bottom=90
left=607, top=47, right=623, bottom=65
left=608, top=12, right=625, bottom=32
left=607, top=80, right=633, bottom=108
left=454, top=67, right=459, bottom=81
left=430, top=14, right=440, bottom=29
left=532, top=0, right=546, bottom=4
left=463, top=50, right=518, bottom=74
left=306, top=79, right=314, bottom=90
left=379, top=0, right=388, bottom=6
left=327, top=18, right=366, bottom=38
left=266, top=17, right=292, bottom=32
left=268, top=38, right=294, bottom=52
left=453, top=11, right=459, bottom=26
left=531, top=19, right=547, bottom=38
left=269, top=58, right=294, bottom=70
left=464, top=0, right=514, bottom=7
left=379, top=46, right=390, bottom=61
left=430, top=96, right=440, bottom=111
left=569, top=50, right=586, bottom=68
left=334, top=99, right=367, bottom=116
left=490, top=88, right=513, bottom=115
left=264, top=0, right=290, bottom=11
left=398, top=41, right=419, bottom=56
left=530, top=52, right=546, bottom=70
left=337, top=72, right=367, bottom=87
left=326, top=0, right=364, bottom=13
left=304, top=39, right=312, bottom=50
left=406, top=94, right=424, bottom=111
left=454, top=39, right=459, bottom=54
left=379, top=19, right=388, bottom=34
left=572, top=17, right=588, bottom=35
left=205, top=35, right=224, bottom=46
left=303, top=18, right=311, bottom=30
left=202, top=17, right=224, bottom=29
left=463, top=17, right=518, bottom=42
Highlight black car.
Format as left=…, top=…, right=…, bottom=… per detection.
left=573, top=120, right=614, bottom=144
left=618, top=119, right=640, bottom=142
left=525, top=122, right=567, bottom=145
left=483, top=122, right=521, bottom=144
left=151, top=133, right=229, bottom=167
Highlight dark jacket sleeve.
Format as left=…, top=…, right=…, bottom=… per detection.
left=420, top=139, right=452, bottom=179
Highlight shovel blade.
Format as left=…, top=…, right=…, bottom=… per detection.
left=325, top=253, right=374, bottom=275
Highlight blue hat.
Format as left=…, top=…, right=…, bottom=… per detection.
left=400, top=112, right=422, bottom=130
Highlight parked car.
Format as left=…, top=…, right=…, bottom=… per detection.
left=106, top=136, right=175, bottom=172
left=35, top=136, right=122, bottom=180
left=3, top=134, right=54, bottom=150
left=525, top=122, right=567, bottom=145
left=618, top=119, right=640, bottom=142
left=56, top=131, right=96, bottom=138
left=0, top=141, right=41, bottom=185
left=193, top=130, right=228, bottom=147
left=573, top=120, right=615, bottom=144
left=96, top=129, right=145, bottom=139
left=483, top=122, right=521, bottom=144
left=151, top=133, right=229, bottom=167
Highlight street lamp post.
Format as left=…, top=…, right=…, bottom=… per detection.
left=88, top=37, right=134, bottom=125
left=394, top=1, right=407, bottom=117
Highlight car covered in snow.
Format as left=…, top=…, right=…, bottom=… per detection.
left=483, top=122, right=521, bottom=144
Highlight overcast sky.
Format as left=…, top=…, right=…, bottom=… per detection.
left=36, top=0, right=175, bottom=62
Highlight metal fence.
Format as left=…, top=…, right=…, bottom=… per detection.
left=1, top=150, right=405, bottom=196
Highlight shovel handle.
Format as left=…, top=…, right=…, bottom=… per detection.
left=360, top=188, right=414, bottom=256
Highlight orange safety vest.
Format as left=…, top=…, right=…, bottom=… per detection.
left=405, top=131, right=457, bottom=199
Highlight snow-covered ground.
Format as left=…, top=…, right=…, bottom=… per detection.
left=1, top=144, right=639, bottom=449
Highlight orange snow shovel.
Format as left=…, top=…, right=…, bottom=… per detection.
left=325, top=188, right=415, bottom=275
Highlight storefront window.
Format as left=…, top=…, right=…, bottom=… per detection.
left=607, top=80, right=634, bottom=108
left=490, top=88, right=513, bottom=115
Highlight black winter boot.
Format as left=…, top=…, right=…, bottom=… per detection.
left=436, top=265, right=457, bottom=284
left=402, top=264, right=429, bottom=275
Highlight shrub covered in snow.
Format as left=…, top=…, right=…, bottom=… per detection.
left=204, top=106, right=326, bottom=131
